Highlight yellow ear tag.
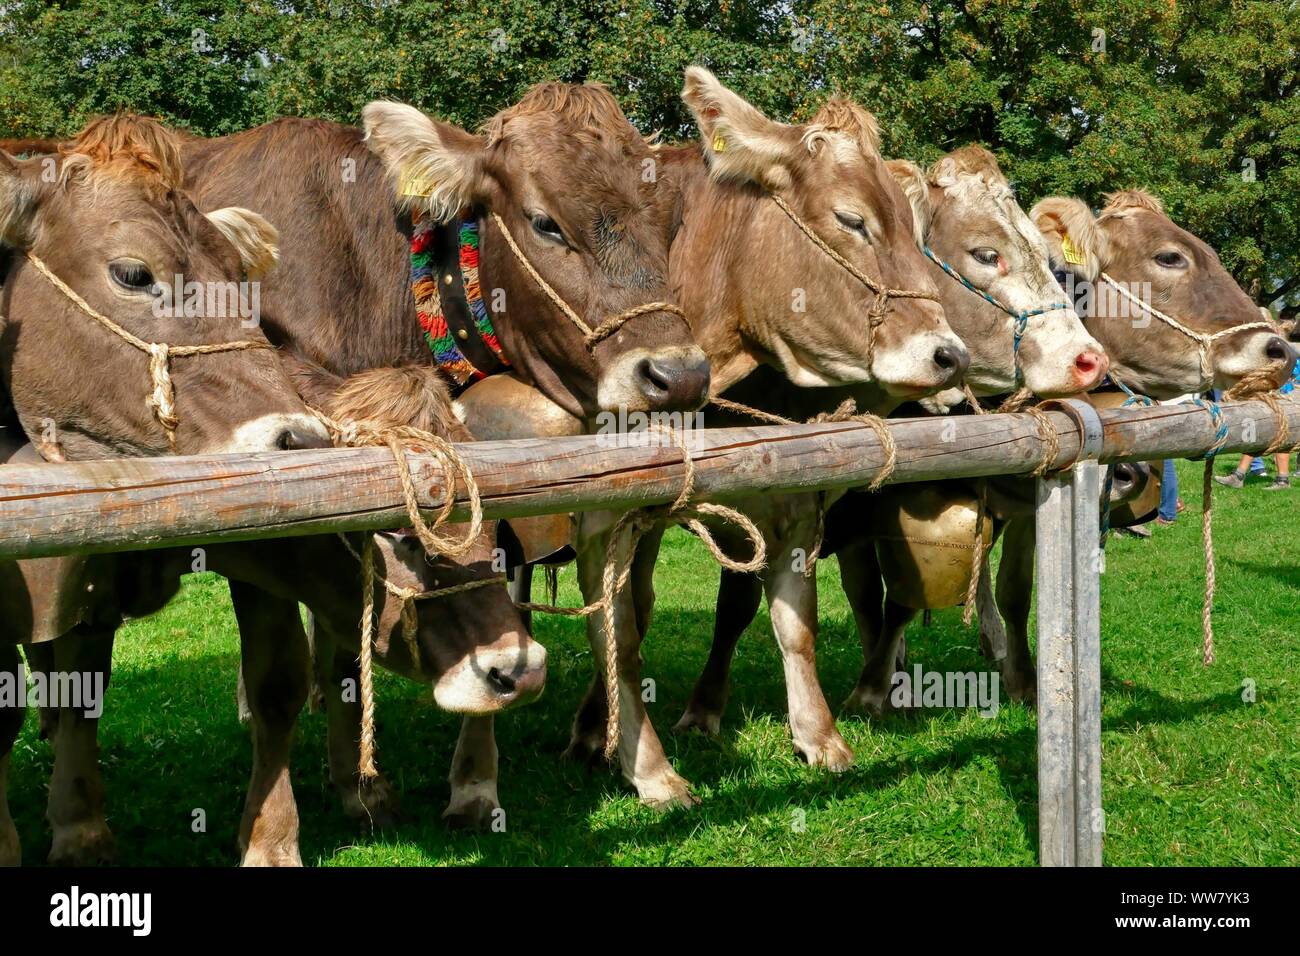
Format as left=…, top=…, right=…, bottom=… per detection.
left=399, top=170, right=434, bottom=198
left=711, top=135, right=727, bottom=153
left=1060, top=233, right=1086, bottom=266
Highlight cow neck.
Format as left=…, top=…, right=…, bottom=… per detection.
left=411, top=209, right=512, bottom=392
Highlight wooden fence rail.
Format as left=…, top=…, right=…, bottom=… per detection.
left=0, top=398, right=1294, bottom=560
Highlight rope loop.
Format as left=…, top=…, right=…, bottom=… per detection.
left=488, top=211, right=688, bottom=351
left=24, top=252, right=276, bottom=453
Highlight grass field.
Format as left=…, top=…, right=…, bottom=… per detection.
left=8, top=460, right=1299, bottom=866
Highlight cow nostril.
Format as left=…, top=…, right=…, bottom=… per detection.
left=1265, top=336, right=1291, bottom=362
left=637, top=357, right=672, bottom=394
left=276, top=427, right=332, bottom=451
left=933, top=345, right=966, bottom=373
left=1113, top=462, right=1137, bottom=485
left=487, top=666, right=517, bottom=695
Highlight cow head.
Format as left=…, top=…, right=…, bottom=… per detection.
left=0, top=115, right=329, bottom=458
left=889, top=146, right=1106, bottom=397
left=674, top=67, right=966, bottom=399
left=362, top=85, right=709, bottom=419
left=294, top=361, right=545, bottom=712
left=1032, top=190, right=1294, bottom=398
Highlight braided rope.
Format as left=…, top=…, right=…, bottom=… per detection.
left=923, top=245, right=1070, bottom=388
left=25, top=253, right=276, bottom=452
left=1098, top=273, right=1278, bottom=389
left=487, top=212, right=687, bottom=349
left=517, top=423, right=766, bottom=759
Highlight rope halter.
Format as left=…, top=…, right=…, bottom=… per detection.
left=1097, top=272, right=1279, bottom=393
left=769, top=194, right=940, bottom=370
left=922, top=245, right=1071, bottom=390
left=24, top=252, right=276, bottom=453
left=488, top=211, right=689, bottom=349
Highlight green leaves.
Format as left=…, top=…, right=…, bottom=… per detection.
left=3, top=0, right=1297, bottom=305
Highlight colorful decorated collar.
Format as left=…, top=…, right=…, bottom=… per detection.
left=411, top=210, right=511, bottom=388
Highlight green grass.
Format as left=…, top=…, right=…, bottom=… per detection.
left=9, top=460, right=1299, bottom=865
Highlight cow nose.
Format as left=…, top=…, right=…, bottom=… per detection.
left=634, top=353, right=711, bottom=412
left=933, top=343, right=970, bottom=384
left=1111, top=461, right=1138, bottom=496
left=276, top=426, right=333, bottom=451
left=1073, top=350, right=1108, bottom=387
left=487, top=662, right=546, bottom=704
left=1265, top=335, right=1295, bottom=364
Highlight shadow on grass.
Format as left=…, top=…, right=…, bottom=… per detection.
left=6, top=602, right=1264, bottom=866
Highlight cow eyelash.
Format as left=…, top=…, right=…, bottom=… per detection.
left=531, top=214, right=566, bottom=244
left=1154, top=250, right=1187, bottom=269
left=835, top=211, right=870, bottom=240
left=970, top=248, right=1000, bottom=266
left=109, top=260, right=157, bottom=293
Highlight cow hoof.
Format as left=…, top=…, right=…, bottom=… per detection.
left=672, top=707, right=722, bottom=736
left=794, top=731, right=855, bottom=772
left=48, top=822, right=116, bottom=866
left=443, top=796, right=500, bottom=831
left=1002, top=668, right=1037, bottom=706
left=562, top=729, right=610, bottom=767
left=338, top=775, right=400, bottom=830
left=637, top=773, right=700, bottom=811
left=240, top=844, right=304, bottom=867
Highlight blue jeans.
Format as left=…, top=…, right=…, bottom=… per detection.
left=1158, top=459, right=1179, bottom=521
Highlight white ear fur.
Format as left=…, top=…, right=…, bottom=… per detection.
left=885, top=159, right=930, bottom=246
left=681, top=66, right=795, bottom=191
left=362, top=101, right=487, bottom=223
left=1030, top=196, right=1107, bottom=281
left=205, top=207, right=280, bottom=279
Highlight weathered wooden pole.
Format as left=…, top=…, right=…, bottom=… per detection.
left=1034, top=399, right=1104, bottom=867
left=0, top=398, right=1294, bottom=560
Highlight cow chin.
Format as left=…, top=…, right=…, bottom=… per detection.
left=431, top=640, right=548, bottom=713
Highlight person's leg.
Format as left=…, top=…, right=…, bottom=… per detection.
left=1215, top=453, right=1253, bottom=489
left=1266, top=453, right=1291, bottom=490
left=1158, top=460, right=1179, bottom=521
left=1249, top=456, right=1267, bottom=475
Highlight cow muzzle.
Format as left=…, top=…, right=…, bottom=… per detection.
left=598, top=345, right=711, bottom=412
left=432, top=638, right=548, bottom=713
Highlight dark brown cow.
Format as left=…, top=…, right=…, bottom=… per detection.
left=4, top=364, right=544, bottom=867
left=177, top=83, right=709, bottom=418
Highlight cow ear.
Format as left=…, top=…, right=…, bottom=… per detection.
left=0, top=151, right=46, bottom=248
left=206, top=207, right=280, bottom=279
left=885, top=159, right=930, bottom=246
left=681, top=66, right=797, bottom=191
left=363, top=101, right=488, bottom=223
left=1030, top=196, right=1106, bottom=281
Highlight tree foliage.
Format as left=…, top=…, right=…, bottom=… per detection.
left=2, top=0, right=1298, bottom=305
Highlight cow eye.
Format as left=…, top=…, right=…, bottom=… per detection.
left=970, top=247, right=1000, bottom=266
left=1154, top=249, right=1187, bottom=269
left=109, top=259, right=158, bottom=293
left=531, top=214, right=565, bottom=244
left=835, top=210, right=870, bottom=239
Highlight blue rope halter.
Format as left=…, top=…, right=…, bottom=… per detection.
left=922, top=245, right=1071, bottom=387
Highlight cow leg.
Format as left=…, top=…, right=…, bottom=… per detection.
left=975, top=554, right=1008, bottom=661
left=231, top=582, right=309, bottom=867
left=763, top=549, right=853, bottom=770
left=42, top=628, right=116, bottom=866
left=0, top=643, right=23, bottom=867
left=568, top=517, right=695, bottom=809
left=508, top=562, right=534, bottom=633
left=836, top=536, right=884, bottom=658
left=443, top=715, right=500, bottom=829
left=674, top=568, right=763, bottom=735
left=314, top=622, right=398, bottom=829
left=564, top=527, right=661, bottom=762
left=845, top=597, right=917, bottom=716
left=995, top=516, right=1037, bottom=705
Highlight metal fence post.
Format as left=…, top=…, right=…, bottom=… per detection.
left=1035, top=400, right=1104, bottom=867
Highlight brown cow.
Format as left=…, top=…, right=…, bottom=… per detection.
left=542, top=68, right=971, bottom=807
left=4, top=363, right=544, bottom=867
left=177, top=83, right=709, bottom=418
left=0, top=114, right=333, bottom=866
left=672, top=145, right=1108, bottom=728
